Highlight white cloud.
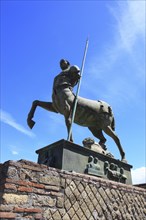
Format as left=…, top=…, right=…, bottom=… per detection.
left=83, top=1, right=145, bottom=106
left=131, top=167, right=146, bottom=184
left=0, top=109, right=35, bottom=138
left=109, top=1, right=145, bottom=52
left=12, top=150, right=19, bottom=155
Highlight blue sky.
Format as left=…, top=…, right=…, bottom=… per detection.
left=0, top=0, right=145, bottom=184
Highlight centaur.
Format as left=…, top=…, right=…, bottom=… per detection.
left=27, top=59, right=126, bottom=162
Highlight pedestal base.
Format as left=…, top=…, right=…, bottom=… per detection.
left=36, top=139, right=133, bottom=184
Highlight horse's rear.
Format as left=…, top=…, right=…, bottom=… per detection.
left=74, top=97, right=114, bottom=129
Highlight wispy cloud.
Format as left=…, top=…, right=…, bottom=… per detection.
left=83, top=1, right=145, bottom=106
left=108, top=1, right=144, bottom=69
left=113, top=1, right=145, bottom=52
left=0, top=109, right=35, bottom=138
left=131, top=167, right=146, bottom=184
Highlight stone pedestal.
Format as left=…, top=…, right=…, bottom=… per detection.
left=36, top=139, right=133, bottom=184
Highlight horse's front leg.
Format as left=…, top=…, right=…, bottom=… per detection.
left=27, top=100, right=58, bottom=129
left=27, top=100, right=38, bottom=129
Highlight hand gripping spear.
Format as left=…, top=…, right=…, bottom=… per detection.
left=67, top=38, right=89, bottom=141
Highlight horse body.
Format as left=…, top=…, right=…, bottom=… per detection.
left=52, top=78, right=114, bottom=129
left=74, top=97, right=114, bottom=128
left=27, top=67, right=126, bottom=161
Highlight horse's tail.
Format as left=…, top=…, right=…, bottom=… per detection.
left=111, top=116, right=115, bottom=131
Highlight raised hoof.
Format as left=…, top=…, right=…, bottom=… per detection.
left=27, top=119, right=35, bottom=129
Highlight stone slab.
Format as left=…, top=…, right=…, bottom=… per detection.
left=36, top=139, right=133, bottom=184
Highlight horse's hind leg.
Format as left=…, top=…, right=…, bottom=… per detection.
left=88, top=127, right=107, bottom=149
left=27, top=100, right=58, bottom=129
left=103, top=126, right=126, bottom=161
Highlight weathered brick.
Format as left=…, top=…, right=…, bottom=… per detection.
left=32, top=195, right=56, bottom=207
left=73, top=188, right=80, bottom=199
left=72, top=213, right=80, bottom=220
left=14, top=207, right=42, bottom=213
left=49, top=191, right=64, bottom=197
left=56, top=196, right=64, bottom=208
left=62, top=213, right=70, bottom=220
left=35, top=213, right=43, bottom=219
left=43, top=208, right=52, bottom=219
left=23, top=215, right=34, bottom=219
left=5, top=178, right=25, bottom=185
left=67, top=207, right=75, bottom=218
left=52, top=210, right=61, bottom=219
left=2, top=193, right=28, bottom=205
left=44, top=185, right=60, bottom=191
left=14, top=207, right=25, bottom=212
left=81, top=190, right=87, bottom=200
left=88, top=203, right=94, bottom=213
left=77, top=183, right=84, bottom=193
left=65, top=198, right=72, bottom=211
left=18, top=186, right=33, bottom=192
left=73, top=201, right=79, bottom=212
left=60, top=177, right=66, bottom=188
left=6, top=178, right=28, bottom=186
left=22, top=164, right=42, bottom=171
left=65, top=186, right=72, bottom=197
left=18, top=180, right=32, bottom=186
left=80, top=201, right=88, bottom=214
left=0, top=204, right=13, bottom=212
left=7, top=167, right=19, bottom=179
left=4, top=160, right=22, bottom=168
left=76, top=208, right=84, bottom=219
left=58, top=209, right=65, bottom=218
left=5, top=179, right=44, bottom=190
left=39, top=175, right=60, bottom=186
left=0, top=212, right=16, bottom=218
left=70, top=181, right=76, bottom=191
left=32, top=182, right=45, bottom=189
left=32, top=187, right=50, bottom=195
left=85, top=208, right=91, bottom=219
left=4, top=183, right=17, bottom=191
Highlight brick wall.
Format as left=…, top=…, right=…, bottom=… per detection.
left=0, top=160, right=145, bottom=220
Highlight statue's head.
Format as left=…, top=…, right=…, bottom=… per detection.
left=60, top=59, right=70, bottom=71
left=69, top=65, right=80, bottom=87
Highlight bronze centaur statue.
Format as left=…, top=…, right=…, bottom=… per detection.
left=27, top=59, right=126, bottom=161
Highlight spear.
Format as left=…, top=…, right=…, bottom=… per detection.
left=67, top=38, right=89, bottom=141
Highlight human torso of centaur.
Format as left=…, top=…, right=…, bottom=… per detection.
left=51, top=68, right=114, bottom=128
left=52, top=69, right=79, bottom=114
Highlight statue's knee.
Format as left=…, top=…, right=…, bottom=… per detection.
left=33, top=100, right=39, bottom=106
